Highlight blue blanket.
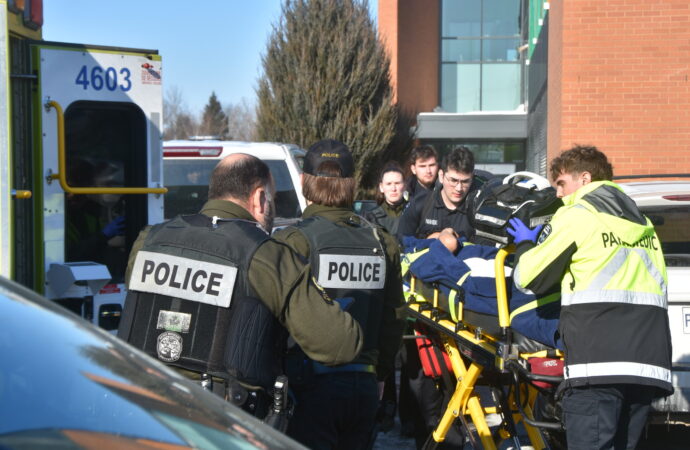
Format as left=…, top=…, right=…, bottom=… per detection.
left=403, top=237, right=562, bottom=349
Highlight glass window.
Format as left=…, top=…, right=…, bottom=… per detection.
left=442, top=39, right=481, bottom=62
left=162, top=160, right=215, bottom=220
left=440, top=0, right=522, bottom=112
left=482, top=64, right=521, bottom=110
left=638, top=206, right=690, bottom=266
left=483, top=0, right=520, bottom=36
left=441, top=63, right=480, bottom=113
left=422, top=140, right=526, bottom=174
left=482, top=38, right=520, bottom=62
left=163, top=159, right=301, bottom=221
left=64, top=102, right=147, bottom=284
left=265, top=160, right=301, bottom=220
left=442, top=0, right=481, bottom=36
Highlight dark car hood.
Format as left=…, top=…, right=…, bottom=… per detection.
left=0, top=277, right=303, bottom=449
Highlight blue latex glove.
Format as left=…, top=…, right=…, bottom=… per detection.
left=334, top=297, right=355, bottom=311
left=506, top=217, right=543, bottom=244
left=102, top=216, right=125, bottom=238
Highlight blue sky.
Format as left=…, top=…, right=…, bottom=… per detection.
left=44, top=1, right=377, bottom=115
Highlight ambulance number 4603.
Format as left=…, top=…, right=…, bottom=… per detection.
left=75, top=65, right=132, bottom=92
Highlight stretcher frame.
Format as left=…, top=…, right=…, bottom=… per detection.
left=404, top=247, right=564, bottom=450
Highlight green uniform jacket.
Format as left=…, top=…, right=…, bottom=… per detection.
left=513, top=181, right=672, bottom=393
left=273, top=204, right=406, bottom=381
left=126, top=199, right=364, bottom=366
left=365, top=201, right=406, bottom=237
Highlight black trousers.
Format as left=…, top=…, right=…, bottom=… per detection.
left=562, top=384, right=654, bottom=450
left=402, top=338, right=465, bottom=449
left=287, top=372, right=378, bottom=450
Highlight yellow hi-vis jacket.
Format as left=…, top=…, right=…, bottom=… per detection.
left=513, top=181, right=672, bottom=394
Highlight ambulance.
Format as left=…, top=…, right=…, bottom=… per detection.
left=0, top=2, right=165, bottom=332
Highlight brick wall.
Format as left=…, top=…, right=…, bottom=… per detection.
left=378, top=0, right=399, bottom=103
left=379, top=0, right=439, bottom=115
left=549, top=0, right=690, bottom=176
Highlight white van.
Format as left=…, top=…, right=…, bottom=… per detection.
left=620, top=179, right=690, bottom=424
left=163, top=140, right=306, bottom=227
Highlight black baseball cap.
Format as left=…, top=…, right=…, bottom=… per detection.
left=303, top=139, right=355, bottom=178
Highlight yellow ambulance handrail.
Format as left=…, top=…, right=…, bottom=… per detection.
left=12, top=190, right=32, bottom=199
left=44, top=100, right=167, bottom=195
left=495, top=245, right=514, bottom=329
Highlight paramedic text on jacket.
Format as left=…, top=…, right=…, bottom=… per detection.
left=511, top=145, right=672, bottom=450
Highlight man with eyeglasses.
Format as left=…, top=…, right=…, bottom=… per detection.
left=395, top=145, right=483, bottom=448
left=397, top=146, right=481, bottom=245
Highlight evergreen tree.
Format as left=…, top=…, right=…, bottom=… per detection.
left=256, top=0, right=397, bottom=189
left=199, top=92, right=229, bottom=139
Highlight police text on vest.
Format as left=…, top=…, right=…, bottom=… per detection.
left=130, top=251, right=237, bottom=307
left=317, top=254, right=386, bottom=289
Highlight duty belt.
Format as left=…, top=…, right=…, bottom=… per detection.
left=312, top=362, right=376, bottom=375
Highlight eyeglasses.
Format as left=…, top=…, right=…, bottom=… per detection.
left=443, top=173, right=473, bottom=188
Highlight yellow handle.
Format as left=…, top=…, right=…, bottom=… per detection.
left=12, top=190, right=32, bottom=199
left=495, top=245, right=514, bottom=328
left=45, top=100, right=167, bottom=195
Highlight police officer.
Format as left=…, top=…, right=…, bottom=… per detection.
left=508, top=145, right=672, bottom=449
left=273, top=139, right=405, bottom=450
left=397, top=146, right=482, bottom=244
left=366, top=161, right=407, bottom=237
left=118, top=154, right=363, bottom=418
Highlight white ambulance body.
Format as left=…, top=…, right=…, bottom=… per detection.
left=1, top=4, right=165, bottom=332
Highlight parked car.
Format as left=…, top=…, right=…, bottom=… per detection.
left=353, top=199, right=378, bottom=217
left=620, top=179, right=690, bottom=424
left=163, top=140, right=306, bottom=228
left=0, top=275, right=305, bottom=449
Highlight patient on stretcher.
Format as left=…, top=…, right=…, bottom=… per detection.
left=402, top=234, right=563, bottom=350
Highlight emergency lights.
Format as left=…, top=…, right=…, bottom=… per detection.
left=163, top=147, right=223, bottom=157
left=8, top=0, right=43, bottom=30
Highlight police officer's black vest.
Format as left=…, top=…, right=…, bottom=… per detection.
left=368, top=205, right=401, bottom=236
left=118, top=214, right=286, bottom=390
left=294, top=216, right=387, bottom=361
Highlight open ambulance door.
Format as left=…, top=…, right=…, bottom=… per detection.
left=32, top=42, right=165, bottom=331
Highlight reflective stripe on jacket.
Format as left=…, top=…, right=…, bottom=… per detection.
left=514, top=181, right=672, bottom=394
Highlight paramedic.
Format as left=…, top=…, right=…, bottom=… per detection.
left=404, top=145, right=439, bottom=203
left=119, top=154, right=363, bottom=418
left=508, top=145, right=672, bottom=450
left=273, top=139, right=406, bottom=450
left=397, top=146, right=481, bottom=243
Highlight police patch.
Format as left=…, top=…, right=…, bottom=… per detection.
left=157, top=331, right=183, bottom=362
left=317, top=254, right=386, bottom=289
left=537, top=224, right=552, bottom=244
left=157, top=310, right=191, bottom=333
left=130, top=251, right=237, bottom=307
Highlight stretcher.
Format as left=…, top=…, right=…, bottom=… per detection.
left=403, top=244, right=566, bottom=450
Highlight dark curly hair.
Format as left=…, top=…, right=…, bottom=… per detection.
left=550, top=145, right=613, bottom=182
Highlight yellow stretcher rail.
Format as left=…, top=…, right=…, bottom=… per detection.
left=44, top=100, right=168, bottom=195
left=404, top=245, right=564, bottom=450
left=495, top=246, right=513, bottom=329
